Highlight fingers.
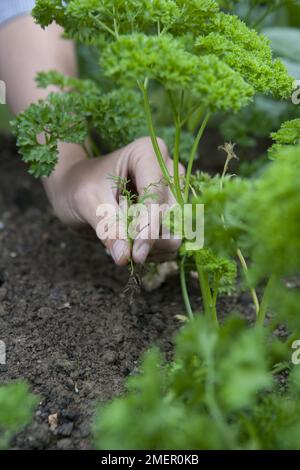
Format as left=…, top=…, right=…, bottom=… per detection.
left=128, top=136, right=170, bottom=198
left=74, top=180, right=131, bottom=266
left=131, top=203, right=160, bottom=264
left=68, top=137, right=186, bottom=267
left=128, top=137, right=185, bottom=264
left=127, top=137, right=170, bottom=264
left=96, top=193, right=131, bottom=266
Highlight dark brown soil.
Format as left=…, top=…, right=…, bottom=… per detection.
left=0, top=137, right=254, bottom=450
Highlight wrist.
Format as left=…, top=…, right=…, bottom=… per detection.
left=42, top=142, right=86, bottom=224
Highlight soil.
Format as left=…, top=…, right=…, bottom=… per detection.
left=0, top=136, right=255, bottom=450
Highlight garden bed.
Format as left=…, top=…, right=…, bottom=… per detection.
left=0, top=137, right=255, bottom=450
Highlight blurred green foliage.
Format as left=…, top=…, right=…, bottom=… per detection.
left=93, top=131, right=300, bottom=450
left=0, top=381, right=38, bottom=449
left=0, top=106, right=13, bottom=133
left=94, top=315, right=300, bottom=450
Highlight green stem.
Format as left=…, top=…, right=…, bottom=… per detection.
left=236, top=248, right=260, bottom=316
left=252, top=3, right=281, bottom=29
left=188, top=106, right=205, bottom=134
left=272, top=361, right=290, bottom=375
left=167, top=91, right=184, bottom=204
left=257, top=275, right=276, bottom=326
left=245, top=3, right=255, bottom=24
left=157, top=19, right=161, bottom=35
left=89, top=137, right=101, bottom=157
left=82, top=142, right=92, bottom=159
left=139, top=82, right=176, bottom=199
left=180, top=257, right=194, bottom=320
left=90, top=13, right=118, bottom=38
left=180, top=103, right=202, bottom=127
left=210, top=302, right=219, bottom=329
left=195, top=256, right=219, bottom=328
left=112, top=7, right=119, bottom=37
left=179, top=90, right=185, bottom=115
left=129, top=257, right=134, bottom=276
left=184, top=112, right=210, bottom=202
left=167, top=90, right=178, bottom=119
left=174, top=120, right=184, bottom=205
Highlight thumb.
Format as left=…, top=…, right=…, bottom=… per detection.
left=95, top=197, right=131, bottom=266
left=77, top=185, right=131, bottom=266
left=127, top=137, right=170, bottom=264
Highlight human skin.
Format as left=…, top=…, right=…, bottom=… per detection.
left=0, top=15, right=183, bottom=266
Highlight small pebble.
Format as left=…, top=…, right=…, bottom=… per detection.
left=0, top=221, right=5, bottom=231
left=48, top=412, right=59, bottom=430
left=58, top=302, right=71, bottom=310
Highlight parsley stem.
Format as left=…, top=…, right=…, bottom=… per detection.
left=82, top=142, right=92, bottom=159
left=196, top=257, right=219, bottom=328
left=173, top=121, right=184, bottom=204
left=89, top=138, right=101, bottom=157
left=180, top=102, right=202, bottom=127
left=139, top=82, right=176, bottom=199
left=167, top=90, right=184, bottom=204
left=90, top=13, right=118, bottom=39
left=237, top=248, right=260, bottom=316
left=252, top=3, right=282, bottom=29
left=180, top=257, right=194, bottom=319
left=167, top=90, right=178, bottom=120
left=245, top=3, right=255, bottom=24
left=184, top=112, right=210, bottom=203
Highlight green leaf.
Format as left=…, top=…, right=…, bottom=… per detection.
left=11, top=91, right=89, bottom=177
left=240, top=144, right=300, bottom=281
left=269, top=118, right=300, bottom=157
left=219, top=326, right=273, bottom=411
left=0, top=382, right=38, bottom=449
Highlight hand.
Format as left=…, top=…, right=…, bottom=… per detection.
left=44, top=137, right=184, bottom=266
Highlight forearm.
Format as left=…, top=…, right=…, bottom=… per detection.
left=0, top=15, right=86, bottom=203
left=0, top=15, right=77, bottom=113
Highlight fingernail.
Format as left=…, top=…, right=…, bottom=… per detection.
left=111, top=240, right=128, bottom=264
left=136, top=243, right=150, bottom=264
